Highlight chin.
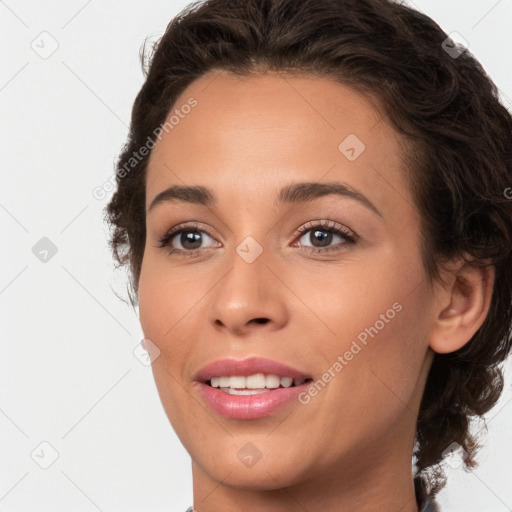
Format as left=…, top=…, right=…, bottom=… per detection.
left=198, top=456, right=308, bottom=491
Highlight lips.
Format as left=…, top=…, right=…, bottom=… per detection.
left=194, top=357, right=314, bottom=420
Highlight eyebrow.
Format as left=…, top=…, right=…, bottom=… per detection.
left=147, top=181, right=382, bottom=217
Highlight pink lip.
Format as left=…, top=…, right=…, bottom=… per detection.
left=194, top=357, right=313, bottom=420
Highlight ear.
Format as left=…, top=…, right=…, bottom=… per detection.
left=429, top=259, right=495, bottom=354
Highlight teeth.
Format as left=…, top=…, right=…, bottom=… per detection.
left=246, top=373, right=266, bottom=389
left=229, top=376, right=245, bottom=388
left=208, top=373, right=308, bottom=389
left=280, top=376, right=293, bottom=388
left=266, top=375, right=281, bottom=388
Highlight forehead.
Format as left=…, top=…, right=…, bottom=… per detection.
left=145, top=70, right=414, bottom=217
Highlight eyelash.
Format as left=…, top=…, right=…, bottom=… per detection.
left=156, top=220, right=358, bottom=257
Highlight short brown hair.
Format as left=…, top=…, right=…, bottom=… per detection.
left=105, top=0, right=512, bottom=499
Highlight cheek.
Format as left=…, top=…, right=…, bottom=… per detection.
left=137, top=256, right=205, bottom=393
left=138, top=253, right=201, bottom=341
left=291, top=242, right=426, bottom=354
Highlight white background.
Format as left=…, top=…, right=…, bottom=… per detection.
left=1, top=0, right=511, bottom=510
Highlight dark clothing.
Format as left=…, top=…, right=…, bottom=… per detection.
left=416, top=476, right=440, bottom=512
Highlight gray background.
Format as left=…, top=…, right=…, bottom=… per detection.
left=1, top=0, right=511, bottom=510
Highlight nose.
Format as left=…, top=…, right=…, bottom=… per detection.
left=208, top=250, right=289, bottom=337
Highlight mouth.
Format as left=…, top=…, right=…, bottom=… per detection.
left=194, top=357, right=314, bottom=419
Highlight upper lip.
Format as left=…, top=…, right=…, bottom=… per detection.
left=194, top=357, right=313, bottom=383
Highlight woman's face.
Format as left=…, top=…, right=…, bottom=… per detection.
left=138, top=70, right=436, bottom=494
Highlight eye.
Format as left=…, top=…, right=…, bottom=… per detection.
left=157, top=222, right=220, bottom=256
left=293, top=220, right=357, bottom=254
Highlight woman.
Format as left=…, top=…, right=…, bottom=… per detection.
left=105, top=0, right=512, bottom=510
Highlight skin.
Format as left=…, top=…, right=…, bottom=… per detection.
left=137, top=70, right=494, bottom=512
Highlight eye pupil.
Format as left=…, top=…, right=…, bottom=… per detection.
left=311, top=229, right=332, bottom=247
left=181, top=230, right=202, bottom=249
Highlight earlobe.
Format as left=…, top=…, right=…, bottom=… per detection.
left=429, top=261, right=495, bottom=354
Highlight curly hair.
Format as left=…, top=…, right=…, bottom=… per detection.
left=105, top=0, right=512, bottom=500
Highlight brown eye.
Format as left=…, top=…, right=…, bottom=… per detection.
left=168, top=229, right=215, bottom=251
left=296, top=222, right=356, bottom=253
left=304, top=229, right=335, bottom=247
left=174, top=230, right=204, bottom=250
left=157, top=222, right=221, bottom=256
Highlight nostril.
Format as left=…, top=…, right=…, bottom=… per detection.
left=252, top=318, right=269, bottom=325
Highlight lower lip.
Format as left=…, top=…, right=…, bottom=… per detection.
left=197, top=382, right=312, bottom=420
